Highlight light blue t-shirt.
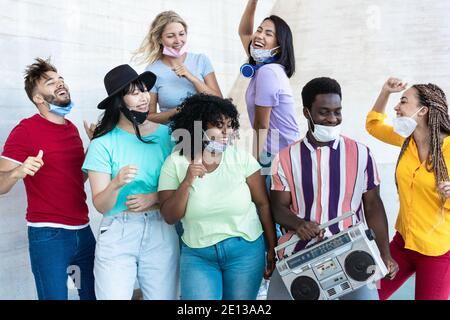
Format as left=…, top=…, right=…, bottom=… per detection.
left=82, top=125, right=173, bottom=217
left=146, top=52, right=214, bottom=112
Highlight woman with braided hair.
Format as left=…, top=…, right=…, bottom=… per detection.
left=366, top=77, right=450, bottom=300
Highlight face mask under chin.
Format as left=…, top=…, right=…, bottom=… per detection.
left=203, top=130, right=229, bottom=154
left=121, top=107, right=149, bottom=125
left=392, top=106, right=424, bottom=138
left=306, top=109, right=342, bottom=143
left=46, top=100, right=74, bottom=117
left=250, top=45, right=279, bottom=63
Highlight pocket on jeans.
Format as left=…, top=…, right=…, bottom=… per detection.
left=98, top=217, right=119, bottom=238
left=28, top=227, right=62, bottom=243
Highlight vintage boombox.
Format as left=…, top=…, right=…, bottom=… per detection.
left=275, top=212, right=387, bottom=300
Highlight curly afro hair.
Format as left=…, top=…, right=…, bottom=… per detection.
left=169, top=94, right=240, bottom=160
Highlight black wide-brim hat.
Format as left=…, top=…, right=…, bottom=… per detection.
left=97, top=64, right=156, bottom=109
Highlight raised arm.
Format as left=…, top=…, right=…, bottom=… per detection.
left=372, top=77, right=407, bottom=114
left=366, top=78, right=407, bottom=146
left=239, top=0, right=258, bottom=56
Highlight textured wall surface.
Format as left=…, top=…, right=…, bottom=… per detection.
left=0, top=0, right=276, bottom=299
left=1, top=0, right=449, bottom=299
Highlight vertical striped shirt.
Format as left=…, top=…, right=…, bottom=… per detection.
left=271, top=135, right=380, bottom=256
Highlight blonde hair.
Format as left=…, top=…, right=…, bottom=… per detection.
left=132, top=11, right=188, bottom=65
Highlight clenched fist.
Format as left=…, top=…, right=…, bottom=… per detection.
left=183, top=158, right=207, bottom=186
left=382, top=77, right=408, bottom=94
left=295, top=220, right=325, bottom=241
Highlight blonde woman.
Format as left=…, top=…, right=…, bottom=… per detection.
left=133, top=11, right=222, bottom=124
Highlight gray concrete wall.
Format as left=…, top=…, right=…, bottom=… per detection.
left=232, top=0, right=450, bottom=299
left=0, top=0, right=275, bottom=299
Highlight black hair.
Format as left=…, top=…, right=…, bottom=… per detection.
left=169, top=94, right=240, bottom=160
left=248, top=15, right=295, bottom=78
left=301, top=77, right=342, bottom=110
left=92, top=80, right=153, bottom=143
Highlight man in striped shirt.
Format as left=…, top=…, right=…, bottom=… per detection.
left=267, top=77, right=398, bottom=300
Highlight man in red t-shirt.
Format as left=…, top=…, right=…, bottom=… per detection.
left=0, top=58, right=95, bottom=300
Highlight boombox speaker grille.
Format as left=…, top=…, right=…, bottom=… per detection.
left=290, top=276, right=320, bottom=300
left=344, top=251, right=376, bottom=282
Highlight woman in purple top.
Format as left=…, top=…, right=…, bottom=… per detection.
left=239, top=0, right=300, bottom=168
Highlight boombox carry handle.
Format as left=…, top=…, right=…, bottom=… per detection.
left=275, top=211, right=355, bottom=253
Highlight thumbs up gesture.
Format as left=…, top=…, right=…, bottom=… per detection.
left=12, top=150, right=44, bottom=179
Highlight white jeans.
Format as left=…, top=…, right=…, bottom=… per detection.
left=94, top=210, right=179, bottom=300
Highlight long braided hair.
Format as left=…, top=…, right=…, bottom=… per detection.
left=395, top=83, right=450, bottom=212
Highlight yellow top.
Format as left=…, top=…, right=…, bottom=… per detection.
left=366, top=111, right=450, bottom=256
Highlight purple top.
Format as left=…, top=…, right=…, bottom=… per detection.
left=245, top=63, right=300, bottom=155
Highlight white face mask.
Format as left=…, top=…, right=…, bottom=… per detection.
left=392, top=106, right=424, bottom=138
left=250, top=45, right=279, bottom=63
left=306, top=109, right=342, bottom=142
left=312, top=124, right=342, bottom=142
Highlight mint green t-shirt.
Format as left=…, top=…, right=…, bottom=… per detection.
left=158, top=146, right=263, bottom=248
left=83, top=125, right=173, bottom=217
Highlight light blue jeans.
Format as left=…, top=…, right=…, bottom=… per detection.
left=180, top=234, right=266, bottom=300
left=94, top=210, right=179, bottom=300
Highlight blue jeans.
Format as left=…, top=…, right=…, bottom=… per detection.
left=28, top=225, right=96, bottom=300
left=94, top=211, right=179, bottom=300
left=180, top=235, right=266, bottom=300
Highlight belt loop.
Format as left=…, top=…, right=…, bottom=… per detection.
left=124, top=212, right=128, bottom=223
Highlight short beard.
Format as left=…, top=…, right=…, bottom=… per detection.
left=43, top=93, right=71, bottom=107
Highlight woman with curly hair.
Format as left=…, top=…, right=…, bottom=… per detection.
left=366, top=77, right=450, bottom=300
left=158, top=94, right=277, bottom=300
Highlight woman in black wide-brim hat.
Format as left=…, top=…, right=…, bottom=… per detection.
left=82, top=64, right=179, bottom=300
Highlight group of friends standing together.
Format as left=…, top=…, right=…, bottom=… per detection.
left=1, top=0, right=449, bottom=300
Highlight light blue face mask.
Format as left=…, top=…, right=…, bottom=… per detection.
left=203, top=130, right=228, bottom=153
left=250, top=45, right=279, bottom=63
left=48, top=102, right=74, bottom=117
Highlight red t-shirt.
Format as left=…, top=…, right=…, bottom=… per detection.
left=1, top=114, right=89, bottom=225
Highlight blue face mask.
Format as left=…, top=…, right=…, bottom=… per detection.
left=203, top=130, right=228, bottom=153
left=48, top=102, right=74, bottom=117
